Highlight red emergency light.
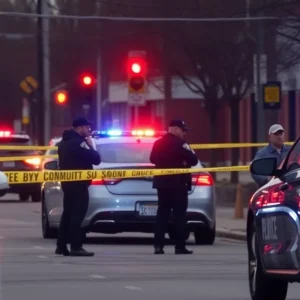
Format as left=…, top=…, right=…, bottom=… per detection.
left=0, top=131, right=11, bottom=137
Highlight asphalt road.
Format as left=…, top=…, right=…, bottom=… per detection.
left=0, top=195, right=300, bottom=300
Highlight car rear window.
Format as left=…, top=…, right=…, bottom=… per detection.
left=96, top=143, right=153, bottom=163
left=0, top=136, right=35, bottom=155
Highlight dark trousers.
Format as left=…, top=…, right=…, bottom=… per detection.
left=57, top=184, right=89, bottom=250
left=154, top=188, right=188, bottom=249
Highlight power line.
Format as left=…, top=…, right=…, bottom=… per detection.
left=0, top=11, right=295, bottom=21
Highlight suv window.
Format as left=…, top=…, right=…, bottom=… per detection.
left=285, top=140, right=300, bottom=171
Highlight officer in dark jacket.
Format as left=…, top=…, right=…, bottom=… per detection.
left=55, top=117, right=101, bottom=257
left=150, top=120, right=198, bottom=255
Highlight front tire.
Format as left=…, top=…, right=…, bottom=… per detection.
left=194, top=225, right=215, bottom=245
left=42, top=199, right=57, bottom=239
left=19, top=193, right=29, bottom=202
left=248, top=223, right=288, bottom=300
left=31, top=190, right=41, bottom=202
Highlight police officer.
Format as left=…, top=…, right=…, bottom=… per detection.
left=251, top=124, right=290, bottom=187
left=55, top=117, right=101, bottom=257
left=150, top=120, right=198, bottom=255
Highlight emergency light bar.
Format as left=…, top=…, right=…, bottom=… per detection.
left=0, top=131, right=11, bottom=137
left=92, top=129, right=166, bottom=138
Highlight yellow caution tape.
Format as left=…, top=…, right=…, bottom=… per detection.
left=0, top=145, right=56, bottom=151
left=0, top=141, right=294, bottom=151
left=190, top=142, right=294, bottom=149
left=4, top=165, right=250, bottom=184
left=0, top=155, right=57, bottom=162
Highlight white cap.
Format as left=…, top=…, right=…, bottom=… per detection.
left=269, top=124, right=284, bottom=135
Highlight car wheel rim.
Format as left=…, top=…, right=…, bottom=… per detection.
left=250, top=231, right=257, bottom=293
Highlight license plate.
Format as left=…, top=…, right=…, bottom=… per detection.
left=3, top=161, right=15, bottom=167
left=139, top=205, right=158, bottom=216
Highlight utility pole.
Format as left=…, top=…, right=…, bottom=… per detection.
left=96, top=51, right=102, bottom=129
left=95, top=1, right=102, bottom=130
left=37, top=0, right=51, bottom=145
left=255, top=11, right=265, bottom=142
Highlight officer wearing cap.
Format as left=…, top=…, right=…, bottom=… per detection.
left=55, top=117, right=101, bottom=257
left=251, top=124, right=291, bottom=187
left=150, top=120, right=198, bottom=255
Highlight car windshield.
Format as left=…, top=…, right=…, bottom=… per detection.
left=96, top=143, right=153, bottom=163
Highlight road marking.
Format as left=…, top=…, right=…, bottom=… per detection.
left=37, top=255, right=48, bottom=259
left=32, top=246, right=46, bottom=250
left=89, top=275, right=106, bottom=279
left=124, top=286, right=142, bottom=291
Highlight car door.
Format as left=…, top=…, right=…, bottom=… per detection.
left=42, top=144, right=63, bottom=224
left=255, top=139, right=300, bottom=269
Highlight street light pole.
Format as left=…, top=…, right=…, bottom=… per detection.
left=256, top=12, right=265, bottom=142
left=96, top=51, right=102, bottom=129
left=37, top=0, right=51, bottom=145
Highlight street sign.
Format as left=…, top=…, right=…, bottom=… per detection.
left=20, top=80, right=33, bottom=94
left=25, top=76, right=38, bottom=89
left=128, top=94, right=146, bottom=106
left=263, top=81, right=281, bottom=110
left=20, top=76, right=38, bottom=94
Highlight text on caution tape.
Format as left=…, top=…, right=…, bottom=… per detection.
left=4, top=166, right=250, bottom=184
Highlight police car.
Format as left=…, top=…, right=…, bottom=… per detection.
left=41, top=128, right=216, bottom=244
left=247, top=137, right=300, bottom=300
left=0, top=130, right=42, bottom=202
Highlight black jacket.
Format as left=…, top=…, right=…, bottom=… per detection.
left=58, top=129, right=101, bottom=187
left=150, top=133, right=198, bottom=190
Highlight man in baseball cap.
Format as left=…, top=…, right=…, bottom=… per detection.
left=251, top=124, right=290, bottom=187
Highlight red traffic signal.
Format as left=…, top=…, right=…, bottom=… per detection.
left=55, top=90, right=68, bottom=104
left=131, top=63, right=141, bottom=74
left=80, top=74, right=94, bottom=86
left=128, top=58, right=146, bottom=75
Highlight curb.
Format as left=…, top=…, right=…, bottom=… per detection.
left=216, top=228, right=246, bottom=241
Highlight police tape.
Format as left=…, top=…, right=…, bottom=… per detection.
left=190, top=141, right=294, bottom=149
left=0, top=155, right=57, bottom=162
left=4, top=165, right=250, bottom=184
left=0, top=141, right=294, bottom=151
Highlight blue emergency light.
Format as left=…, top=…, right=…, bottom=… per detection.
left=92, top=128, right=166, bottom=138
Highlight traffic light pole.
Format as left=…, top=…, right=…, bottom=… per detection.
left=96, top=50, right=102, bottom=129
left=37, top=0, right=51, bottom=145
left=256, top=12, right=265, bottom=142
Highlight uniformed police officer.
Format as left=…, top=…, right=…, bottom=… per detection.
left=55, top=117, right=101, bottom=257
left=150, top=120, right=198, bottom=255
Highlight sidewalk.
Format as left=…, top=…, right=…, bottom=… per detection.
left=216, top=171, right=253, bottom=183
left=216, top=206, right=247, bottom=241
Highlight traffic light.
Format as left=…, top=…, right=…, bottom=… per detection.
left=78, top=73, right=95, bottom=106
left=55, top=90, right=68, bottom=104
left=127, top=56, right=147, bottom=94
left=80, top=74, right=94, bottom=87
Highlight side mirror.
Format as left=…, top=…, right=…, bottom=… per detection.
left=0, top=171, right=9, bottom=197
left=250, top=157, right=278, bottom=176
left=44, top=161, right=58, bottom=170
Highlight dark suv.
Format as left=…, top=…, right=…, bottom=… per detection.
left=0, top=131, right=42, bottom=202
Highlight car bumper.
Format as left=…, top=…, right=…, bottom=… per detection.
left=255, top=206, right=300, bottom=273
left=84, top=210, right=212, bottom=233
left=47, top=185, right=216, bottom=233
